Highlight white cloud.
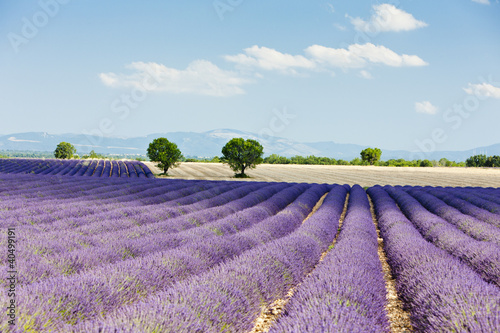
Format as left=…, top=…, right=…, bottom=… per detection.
left=224, top=45, right=316, bottom=74
left=359, top=70, right=373, bottom=79
left=326, top=3, right=335, bottom=13
left=305, top=43, right=428, bottom=69
left=464, top=83, right=500, bottom=99
left=415, top=101, right=438, bottom=114
left=103, top=43, right=428, bottom=94
left=100, top=60, right=251, bottom=97
left=350, top=4, right=428, bottom=32
left=471, top=0, right=490, bottom=4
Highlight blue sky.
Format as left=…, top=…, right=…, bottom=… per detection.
left=1, top=0, right=499, bottom=153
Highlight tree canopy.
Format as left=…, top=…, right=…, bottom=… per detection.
left=419, top=159, right=433, bottom=167
left=360, top=148, right=382, bottom=165
left=221, top=138, right=264, bottom=177
left=147, top=138, right=183, bottom=175
left=466, top=154, right=500, bottom=167
left=54, top=142, right=76, bottom=159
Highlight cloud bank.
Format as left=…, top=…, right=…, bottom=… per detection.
left=101, top=43, right=428, bottom=96
left=100, top=60, right=251, bottom=97
left=464, top=83, right=500, bottom=99
left=349, top=4, right=428, bottom=32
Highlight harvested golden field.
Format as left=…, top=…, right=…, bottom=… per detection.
left=144, top=162, right=500, bottom=187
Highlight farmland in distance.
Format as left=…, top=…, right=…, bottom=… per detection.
left=146, top=161, right=500, bottom=187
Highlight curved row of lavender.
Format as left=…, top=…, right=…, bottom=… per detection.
left=402, top=187, right=500, bottom=245
left=2, top=168, right=500, bottom=331
left=443, top=187, right=500, bottom=214
left=424, top=187, right=500, bottom=228
left=13, top=183, right=295, bottom=286
left=69, top=184, right=348, bottom=332
left=270, top=185, right=390, bottom=332
left=0, top=176, right=331, bottom=326
left=384, top=185, right=500, bottom=287
left=368, top=186, right=500, bottom=332
left=0, top=158, right=154, bottom=178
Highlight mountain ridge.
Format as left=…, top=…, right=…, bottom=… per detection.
left=0, top=130, right=498, bottom=162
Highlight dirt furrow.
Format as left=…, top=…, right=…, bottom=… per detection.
left=368, top=195, right=414, bottom=333
left=248, top=193, right=350, bottom=333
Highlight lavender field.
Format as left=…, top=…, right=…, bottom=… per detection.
left=1, top=165, right=500, bottom=332
left=0, top=158, right=154, bottom=178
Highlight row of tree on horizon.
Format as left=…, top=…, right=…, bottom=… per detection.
left=1, top=144, right=499, bottom=169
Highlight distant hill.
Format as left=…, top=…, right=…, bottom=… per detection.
left=1, top=130, right=498, bottom=162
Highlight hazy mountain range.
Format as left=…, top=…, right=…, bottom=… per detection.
left=1, top=129, right=498, bottom=162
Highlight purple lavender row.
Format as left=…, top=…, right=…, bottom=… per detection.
left=57, top=178, right=209, bottom=204
left=0, top=186, right=155, bottom=224
left=45, top=181, right=262, bottom=234
left=140, top=162, right=154, bottom=177
left=0, top=181, right=276, bottom=284
left=2, top=181, right=241, bottom=229
left=0, top=181, right=232, bottom=230
left=425, top=187, right=500, bottom=228
left=21, top=183, right=299, bottom=288
left=270, top=185, right=390, bottom=332
left=0, top=180, right=244, bottom=258
left=0, top=159, right=74, bottom=175
left=0, top=175, right=124, bottom=202
left=0, top=158, right=154, bottom=178
left=368, top=186, right=500, bottom=332
left=44, top=160, right=80, bottom=175
left=12, top=183, right=281, bottom=284
left=0, top=180, right=240, bottom=256
left=0, top=174, right=119, bottom=206
left=0, top=179, right=116, bottom=214
left=385, top=186, right=500, bottom=287
left=439, top=187, right=500, bottom=215
left=68, top=184, right=344, bottom=332
left=464, top=188, right=500, bottom=207
left=404, top=187, right=500, bottom=245
left=11, top=184, right=325, bottom=330
left=0, top=159, right=52, bottom=174
left=0, top=181, right=253, bottom=252
left=0, top=174, right=109, bottom=197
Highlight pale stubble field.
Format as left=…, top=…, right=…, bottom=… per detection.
left=144, top=162, right=500, bottom=187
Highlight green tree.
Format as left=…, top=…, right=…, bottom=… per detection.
left=88, top=150, right=100, bottom=159
left=360, top=148, right=382, bottom=165
left=419, top=159, right=433, bottom=167
left=486, top=155, right=500, bottom=167
left=466, top=154, right=488, bottom=167
left=221, top=138, right=264, bottom=177
left=54, top=142, right=76, bottom=159
left=350, top=157, right=364, bottom=166
left=147, top=138, right=183, bottom=175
